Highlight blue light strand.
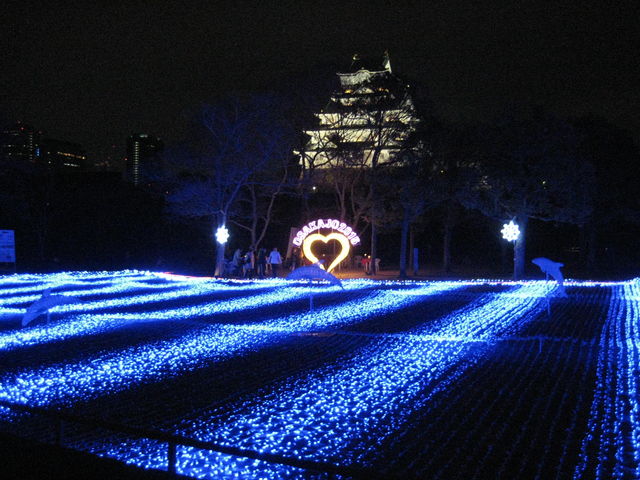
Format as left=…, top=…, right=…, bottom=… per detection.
left=67, top=282, right=355, bottom=323
left=0, top=277, right=335, bottom=351
left=0, top=270, right=147, bottom=287
left=0, top=277, right=542, bottom=479
left=0, top=279, right=131, bottom=299
left=0, top=323, right=287, bottom=407
left=0, top=275, right=281, bottom=311
left=0, top=279, right=175, bottom=307
left=573, top=282, right=640, bottom=479
left=123, top=284, right=550, bottom=478
left=46, top=280, right=277, bottom=315
left=629, top=282, right=640, bottom=478
left=0, top=280, right=463, bottom=415
left=412, top=282, right=554, bottom=339
left=2, top=273, right=633, bottom=479
left=255, top=281, right=464, bottom=333
left=0, top=282, right=425, bottom=408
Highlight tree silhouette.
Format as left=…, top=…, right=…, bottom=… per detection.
left=163, top=94, right=295, bottom=276
left=572, top=115, right=640, bottom=273
left=461, top=111, right=594, bottom=279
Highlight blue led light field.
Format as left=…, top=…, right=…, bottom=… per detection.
left=0, top=271, right=638, bottom=479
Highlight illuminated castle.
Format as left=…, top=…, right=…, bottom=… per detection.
left=299, top=53, right=420, bottom=171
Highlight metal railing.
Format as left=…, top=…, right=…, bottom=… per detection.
left=0, top=399, right=383, bottom=479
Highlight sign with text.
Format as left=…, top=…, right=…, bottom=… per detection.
left=292, top=219, right=360, bottom=247
left=291, top=219, right=360, bottom=273
left=0, top=230, right=16, bottom=263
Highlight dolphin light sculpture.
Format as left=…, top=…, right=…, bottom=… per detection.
left=22, top=289, right=81, bottom=327
left=287, top=262, right=344, bottom=289
left=286, top=262, right=343, bottom=311
left=531, top=257, right=567, bottom=298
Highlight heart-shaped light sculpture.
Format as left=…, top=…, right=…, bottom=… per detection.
left=302, top=232, right=351, bottom=273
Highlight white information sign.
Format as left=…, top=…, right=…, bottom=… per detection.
left=0, top=230, right=16, bottom=263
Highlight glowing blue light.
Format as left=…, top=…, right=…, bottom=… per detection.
left=501, top=220, right=520, bottom=242
left=0, top=281, right=462, bottom=409
left=1, top=272, right=638, bottom=478
left=91, top=283, right=553, bottom=477
left=0, top=277, right=319, bottom=351
left=155, top=285, right=550, bottom=471
left=573, top=281, right=640, bottom=479
left=215, top=226, right=229, bottom=244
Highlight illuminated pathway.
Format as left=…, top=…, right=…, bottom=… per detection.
left=574, top=281, right=640, bottom=479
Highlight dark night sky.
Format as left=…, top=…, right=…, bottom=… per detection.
left=2, top=1, right=639, bottom=163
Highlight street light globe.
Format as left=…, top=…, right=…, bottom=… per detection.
left=215, top=225, right=229, bottom=244
left=501, top=220, right=520, bottom=242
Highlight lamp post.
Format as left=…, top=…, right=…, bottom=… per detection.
left=215, top=225, right=229, bottom=245
left=501, top=220, right=520, bottom=280
left=214, top=225, right=229, bottom=276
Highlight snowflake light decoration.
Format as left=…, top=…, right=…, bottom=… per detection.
left=215, top=226, right=229, bottom=244
left=501, top=220, right=520, bottom=242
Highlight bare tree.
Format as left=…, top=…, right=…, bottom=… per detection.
left=423, top=122, right=481, bottom=272
left=461, top=111, right=594, bottom=279
left=231, top=150, right=296, bottom=249
left=164, top=94, right=295, bottom=276
left=572, top=115, right=640, bottom=273
left=377, top=148, right=433, bottom=278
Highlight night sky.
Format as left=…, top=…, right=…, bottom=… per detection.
left=2, top=1, right=639, bottom=163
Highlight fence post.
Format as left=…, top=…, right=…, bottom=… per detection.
left=167, top=442, right=177, bottom=475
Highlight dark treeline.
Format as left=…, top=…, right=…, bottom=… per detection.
left=1, top=82, right=639, bottom=279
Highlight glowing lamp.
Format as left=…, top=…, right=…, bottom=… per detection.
left=215, top=226, right=229, bottom=244
left=501, top=220, right=520, bottom=242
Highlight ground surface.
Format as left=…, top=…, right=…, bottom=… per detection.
left=0, top=271, right=638, bottom=479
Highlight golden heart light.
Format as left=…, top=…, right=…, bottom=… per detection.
left=302, top=232, right=351, bottom=273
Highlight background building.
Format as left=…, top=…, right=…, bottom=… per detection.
left=1, top=123, right=86, bottom=171
left=38, top=138, right=87, bottom=170
left=1, top=123, right=42, bottom=163
left=124, top=133, right=164, bottom=186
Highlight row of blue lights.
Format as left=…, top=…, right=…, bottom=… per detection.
left=0, top=270, right=146, bottom=287
left=2, top=272, right=637, bottom=479
left=573, top=281, right=640, bottom=479
left=0, top=273, right=283, bottom=309
left=95, top=284, right=552, bottom=478
left=0, top=276, right=351, bottom=351
left=0, top=279, right=176, bottom=307
left=0, top=281, right=463, bottom=408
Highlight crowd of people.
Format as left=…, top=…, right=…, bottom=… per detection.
left=229, top=246, right=287, bottom=278
left=227, top=247, right=379, bottom=278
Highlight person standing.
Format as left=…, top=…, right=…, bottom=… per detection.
left=242, top=247, right=255, bottom=278
left=290, top=247, right=301, bottom=271
left=231, top=248, right=243, bottom=276
left=362, top=254, right=371, bottom=274
left=268, top=247, right=282, bottom=277
left=256, top=247, right=267, bottom=278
